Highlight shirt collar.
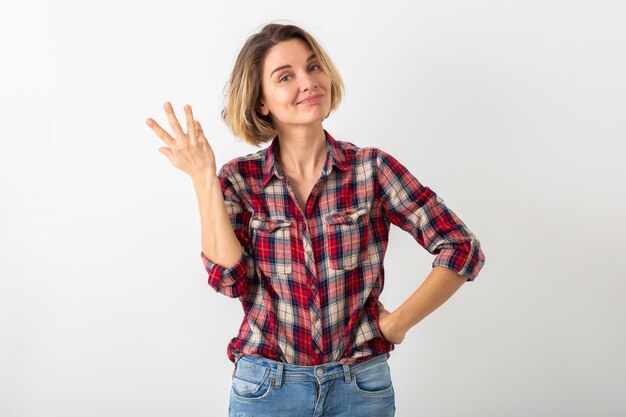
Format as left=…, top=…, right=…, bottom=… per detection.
left=262, top=129, right=351, bottom=188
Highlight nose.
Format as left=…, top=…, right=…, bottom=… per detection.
left=299, top=71, right=318, bottom=92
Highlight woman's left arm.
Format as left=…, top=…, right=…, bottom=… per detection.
left=378, top=266, right=466, bottom=344
left=373, top=148, right=486, bottom=344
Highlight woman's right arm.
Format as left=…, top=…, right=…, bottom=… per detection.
left=192, top=173, right=242, bottom=268
left=146, top=102, right=250, bottom=296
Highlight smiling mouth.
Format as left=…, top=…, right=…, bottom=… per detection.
left=298, top=95, right=323, bottom=104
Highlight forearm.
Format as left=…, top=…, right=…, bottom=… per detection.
left=193, top=174, right=242, bottom=268
left=388, top=266, right=466, bottom=337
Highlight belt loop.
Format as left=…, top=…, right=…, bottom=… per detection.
left=343, top=364, right=352, bottom=384
left=275, top=362, right=284, bottom=389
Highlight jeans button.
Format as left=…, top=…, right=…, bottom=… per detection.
left=315, top=368, right=324, bottom=377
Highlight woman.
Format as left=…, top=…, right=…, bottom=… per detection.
left=146, top=23, right=485, bottom=417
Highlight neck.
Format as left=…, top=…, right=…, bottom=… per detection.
left=275, top=124, right=327, bottom=179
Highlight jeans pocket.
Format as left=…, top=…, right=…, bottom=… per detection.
left=231, top=360, right=274, bottom=401
left=351, top=360, right=394, bottom=397
left=324, top=207, right=370, bottom=271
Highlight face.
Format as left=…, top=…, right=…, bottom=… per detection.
left=258, top=38, right=332, bottom=132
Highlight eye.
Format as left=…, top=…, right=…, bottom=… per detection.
left=279, top=74, right=292, bottom=83
left=308, top=64, right=321, bottom=72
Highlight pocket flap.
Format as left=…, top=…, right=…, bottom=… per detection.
left=324, top=207, right=368, bottom=226
left=249, top=216, right=293, bottom=233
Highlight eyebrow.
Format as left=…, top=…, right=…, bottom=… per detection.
left=270, top=53, right=317, bottom=78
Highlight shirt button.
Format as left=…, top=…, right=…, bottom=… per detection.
left=315, top=348, right=321, bottom=355
left=309, top=284, right=315, bottom=291
left=315, top=368, right=324, bottom=377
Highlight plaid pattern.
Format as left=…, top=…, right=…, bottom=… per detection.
left=201, top=130, right=485, bottom=365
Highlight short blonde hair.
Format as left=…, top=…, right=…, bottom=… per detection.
left=221, top=23, right=344, bottom=147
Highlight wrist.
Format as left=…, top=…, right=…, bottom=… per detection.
left=389, top=307, right=410, bottom=336
left=192, top=172, right=219, bottom=189
left=379, top=309, right=407, bottom=345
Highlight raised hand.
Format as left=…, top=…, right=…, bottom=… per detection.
left=145, top=101, right=217, bottom=181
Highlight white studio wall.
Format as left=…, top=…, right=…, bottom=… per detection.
left=1, top=0, right=625, bottom=416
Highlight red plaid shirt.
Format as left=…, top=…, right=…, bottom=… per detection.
left=201, top=130, right=485, bottom=365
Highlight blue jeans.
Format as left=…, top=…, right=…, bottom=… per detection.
left=228, top=353, right=395, bottom=417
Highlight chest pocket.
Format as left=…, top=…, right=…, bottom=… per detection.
left=249, top=216, right=293, bottom=278
left=324, top=207, right=370, bottom=271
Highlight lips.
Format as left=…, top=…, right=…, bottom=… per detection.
left=297, top=94, right=323, bottom=104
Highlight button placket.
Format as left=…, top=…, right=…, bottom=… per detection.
left=301, top=223, right=317, bottom=276
left=300, top=219, right=323, bottom=357
left=310, top=307, right=323, bottom=350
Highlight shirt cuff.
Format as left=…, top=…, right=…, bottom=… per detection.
left=431, top=240, right=486, bottom=282
left=201, top=251, right=249, bottom=293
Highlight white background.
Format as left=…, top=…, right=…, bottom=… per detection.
left=1, top=0, right=625, bottom=416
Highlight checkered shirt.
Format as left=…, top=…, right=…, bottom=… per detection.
left=201, top=130, right=485, bottom=365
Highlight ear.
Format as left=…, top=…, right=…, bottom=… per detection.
left=257, top=100, right=270, bottom=116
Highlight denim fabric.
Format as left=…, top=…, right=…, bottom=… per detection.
left=228, top=353, right=395, bottom=417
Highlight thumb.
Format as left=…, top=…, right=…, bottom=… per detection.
left=377, top=300, right=389, bottom=315
left=159, top=147, right=174, bottom=161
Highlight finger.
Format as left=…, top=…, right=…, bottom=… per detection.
left=158, top=147, right=176, bottom=166
left=163, top=101, right=186, bottom=141
left=146, top=118, right=176, bottom=147
left=184, top=104, right=196, bottom=141
left=195, top=120, right=209, bottom=142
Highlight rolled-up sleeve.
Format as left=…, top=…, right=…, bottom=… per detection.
left=375, top=149, right=486, bottom=281
left=200, top=167, right=257, bottom=297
